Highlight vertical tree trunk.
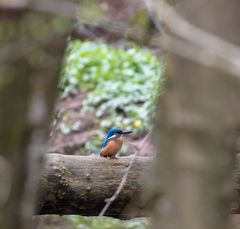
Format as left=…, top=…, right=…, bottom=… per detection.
left=152, top=1, right=240, bottom=229
left=0, top=3, right=71, bottom=228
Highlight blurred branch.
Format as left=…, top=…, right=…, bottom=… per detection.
left=0, top=5, right=69, bottom=228
left=0, top=0, right=76, bottom=18
left=150, top=1, right=240, bottom=228
left=29, top=0, right=77, bottom=19
left=145, top=0, right=240, bottom=78
left=0, top=0, right=29, bottom=8
left=26, top=0, right=240, bottom=80
left=28, top=0, right=148, bottom=43
left=7, top=0, right=240, bottom=79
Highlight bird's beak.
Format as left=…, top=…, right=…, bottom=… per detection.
left=122, top=131, right=132, bottom=135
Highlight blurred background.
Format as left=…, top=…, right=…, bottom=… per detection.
left=50, top=40, right=164, bottom=156
left=1, top=0, right=240, bottom=229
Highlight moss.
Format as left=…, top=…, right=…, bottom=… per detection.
left=65, top=215, right=151, bottom=229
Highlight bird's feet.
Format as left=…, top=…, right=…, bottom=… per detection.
left=105, top=156, right=118, bottom=160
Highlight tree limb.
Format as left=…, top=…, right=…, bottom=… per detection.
left=38, top=154, right=152, bottom=218
left=37, top=153, right=240, bottom=218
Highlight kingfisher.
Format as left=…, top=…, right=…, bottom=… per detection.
left=100, top=128, right=132, bottom=159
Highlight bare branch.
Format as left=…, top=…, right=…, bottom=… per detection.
left=0, top=0, right=29, bottom=8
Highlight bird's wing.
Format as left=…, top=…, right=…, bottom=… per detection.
left=101, top=134, right=117, bottom=148
left=101, top=139, right=108, bottom=148
left=100, top=139, right=108, bottom=156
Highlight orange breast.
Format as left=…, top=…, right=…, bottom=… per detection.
left=101, top=138, right=123, bottom=157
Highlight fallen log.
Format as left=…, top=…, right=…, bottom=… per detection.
left=232, top=155, right=240, bottom=214
left=38, top=154, right=152, bottom=218
left=37, top=154, right=240, bottom=217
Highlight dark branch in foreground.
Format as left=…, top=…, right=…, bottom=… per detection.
left=37, top=154, right=240, bottom=218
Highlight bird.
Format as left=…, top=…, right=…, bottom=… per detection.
left=100, top=128, right=132, bottom=159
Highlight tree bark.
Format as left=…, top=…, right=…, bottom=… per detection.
left=35, top=154, right=240, bottom=217
left=37, top=154, right=152, bottom=218
left=152, top=1, right=240, bottom=229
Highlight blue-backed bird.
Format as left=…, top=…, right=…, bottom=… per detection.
left=100, top=128, right=132, bottom=159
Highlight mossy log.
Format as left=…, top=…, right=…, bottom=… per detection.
left=37, top=153, right=240, bottom=217
left=38, top=154, right=152, bottom=218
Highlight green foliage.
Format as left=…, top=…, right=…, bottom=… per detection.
left=65, top=216, right=151, bottom=229
left=60, top=40, right=164, bottom=154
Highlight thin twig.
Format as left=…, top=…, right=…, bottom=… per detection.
left=99, top=131, right=151, bottom=216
